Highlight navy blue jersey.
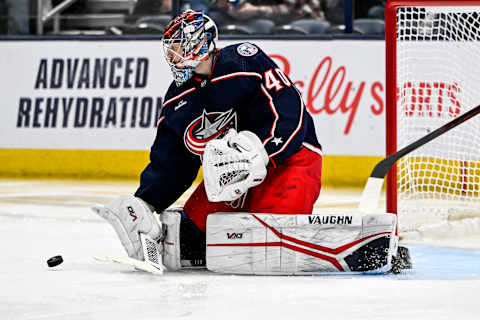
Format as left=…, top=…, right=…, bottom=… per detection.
left=135, top=42, right=321, bottom=211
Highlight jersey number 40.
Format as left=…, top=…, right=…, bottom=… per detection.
left=264, top=68, right=291, bottom=92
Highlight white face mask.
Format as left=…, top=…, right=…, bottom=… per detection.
left=162, top=10, right=218, bottom=86
left=162, top=24, right=207, bottom=84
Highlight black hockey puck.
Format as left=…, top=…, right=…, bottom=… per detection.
left=47, top=255, right=63, bottom=267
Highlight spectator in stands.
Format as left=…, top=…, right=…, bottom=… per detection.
left=322, top=0, right=347, bottom=25
left=367, top=0, right=385, bottom=20
left=5, top=0, right=30, bottom=34
left=132, top=0, right=172, bottom=17
left=210, top=0, right=325, bottom=26
left=355, top=0, right=385, bottom=20
left=125, top=0, right=172, bottom=25
left=188, top=0, right=211, bottom=13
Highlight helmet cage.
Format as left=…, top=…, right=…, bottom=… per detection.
left=162, top=10, right=216, bottom=86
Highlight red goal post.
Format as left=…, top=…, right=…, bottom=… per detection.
left=385, top=0, right=480, bottom=215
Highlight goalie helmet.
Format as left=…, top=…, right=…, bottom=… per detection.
left=162, top=10, right=218, bottom=86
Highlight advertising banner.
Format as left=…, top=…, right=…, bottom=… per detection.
left=0, top=39, right=385, bottom=156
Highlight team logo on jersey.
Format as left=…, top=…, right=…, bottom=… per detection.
left=184, top=109, right=237, bottom=156
left=237, top=43, right=258, bottom=57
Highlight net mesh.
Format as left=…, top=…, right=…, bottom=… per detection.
left=396, top=5, right=480, bottom=213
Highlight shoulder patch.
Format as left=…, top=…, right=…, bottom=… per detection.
left=237, top=43, right=258, bottom=57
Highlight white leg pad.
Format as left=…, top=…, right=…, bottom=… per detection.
left=206, top=213, right=397, bottom=275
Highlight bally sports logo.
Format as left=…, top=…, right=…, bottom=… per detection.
left=183, top=109, right=237, bottom=156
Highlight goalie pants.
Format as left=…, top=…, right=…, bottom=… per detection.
left=184, top=146, right=323, bottom=232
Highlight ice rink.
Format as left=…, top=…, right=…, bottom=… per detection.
left=1, top=180, right=479, bottom=320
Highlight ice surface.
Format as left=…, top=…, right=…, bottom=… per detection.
left=0, top=180, right=479, bottom=320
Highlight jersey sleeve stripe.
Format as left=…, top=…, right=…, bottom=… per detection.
left=211, top=72, right=262, bottom=83
left=302, top=142, right=323, bottom=156
left=260, top=84, right=279, bottom=145
left=157, top=116, right=165, bottom=126
left=268, top=90, right=305, bottom=160
left=163, top=87, right=197, bottom=107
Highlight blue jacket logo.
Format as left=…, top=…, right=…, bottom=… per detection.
left=183, top=109, right=237, bottom=156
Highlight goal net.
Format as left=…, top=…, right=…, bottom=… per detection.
left=386, top=1, right=480, bottom=239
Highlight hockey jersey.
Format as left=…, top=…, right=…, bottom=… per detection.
left=135, top=42, right=321, bottom=211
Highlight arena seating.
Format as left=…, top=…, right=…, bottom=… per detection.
left=34, top=1, right=386, bottom=36
left=352, top=18, right=385, bottom=35
left=37, top=0, right=135, bottom=34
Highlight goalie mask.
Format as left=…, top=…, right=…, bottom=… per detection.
left=162, top=10, right=218, bottom=86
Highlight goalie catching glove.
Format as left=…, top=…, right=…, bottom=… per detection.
left=203, top=129, right=269, bottom=202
